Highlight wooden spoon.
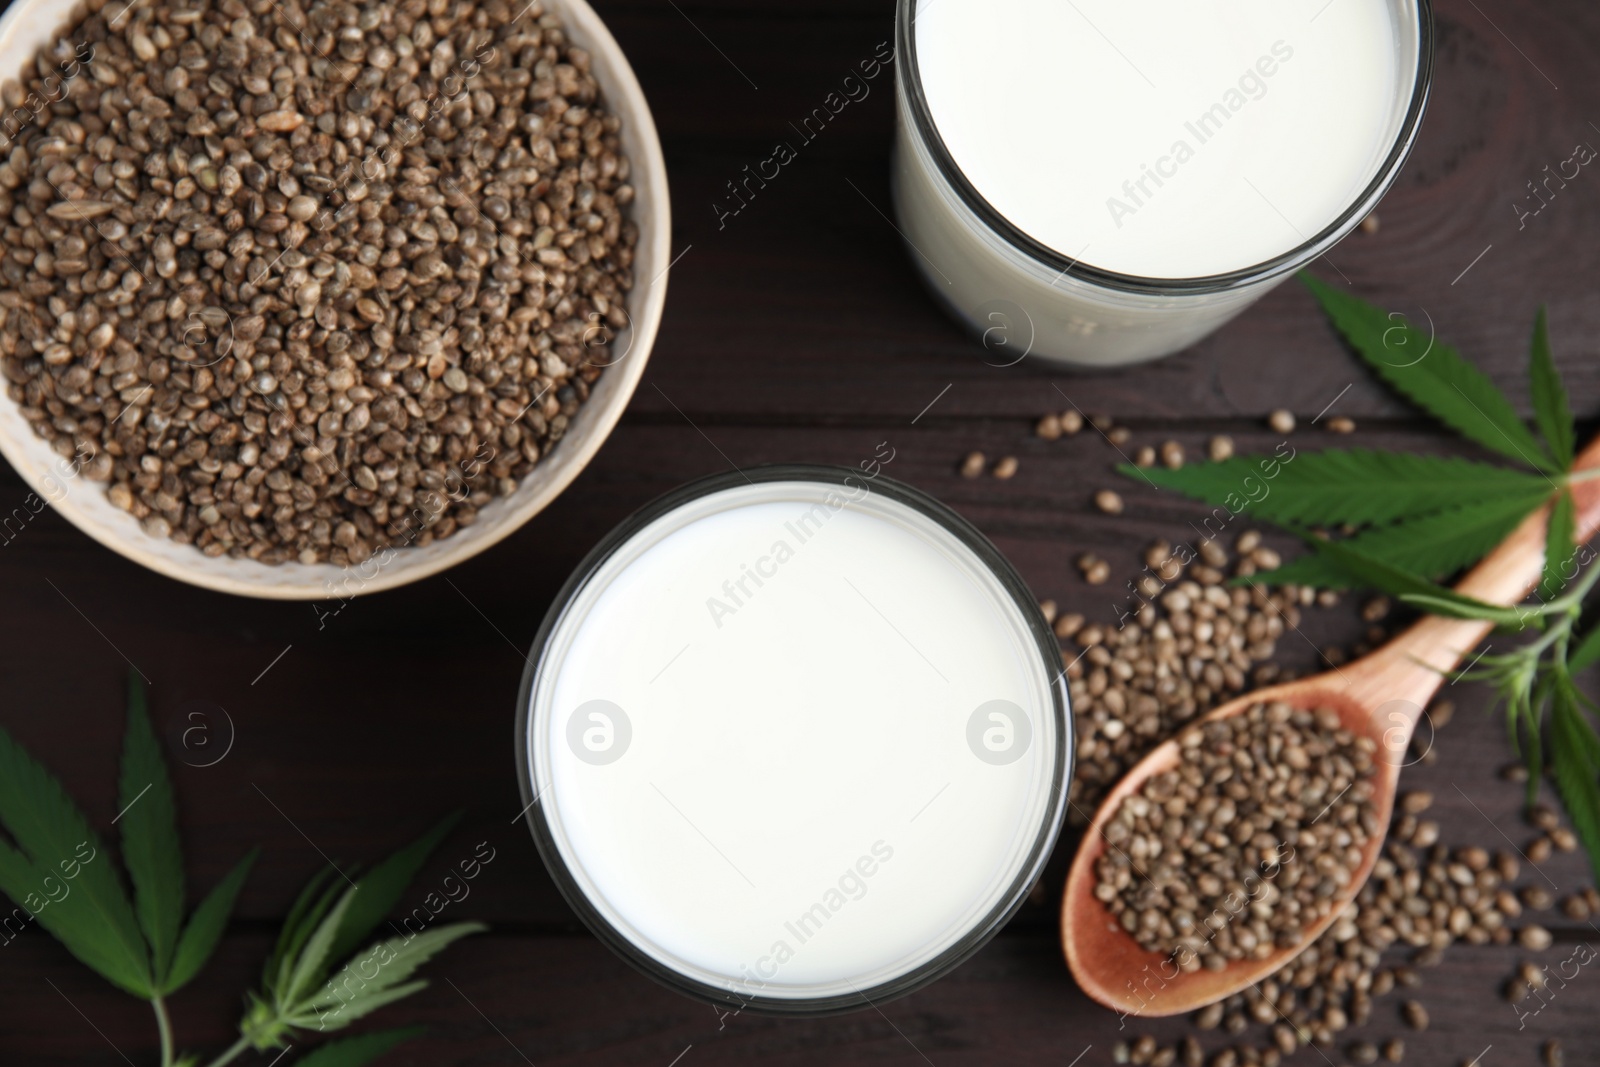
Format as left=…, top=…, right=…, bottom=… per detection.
left=1062, top=435, right=1600, bottom=1018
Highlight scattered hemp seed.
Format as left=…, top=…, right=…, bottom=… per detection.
left=1060, top=409, right=1085, bottom=435
left=1035, top=414, right=1063, bottom=440
left=1360, top=213, right=1381, bottom=235
left=1326, top=416, right=1357, bottom=434
left=1108, top=426, right=1132, bottom=446
left=1271, top=1027, right=1298, bottom=1055
left=1268, top=409, right=1297, bottom=434
left=1077, top=411, right=1579, bottom=1067
left=1208, top=434, right=1235, bottom=461
left=1519, top=925, right=1553, bottom=951
left=1134, top=445, right=1157, bottom=468
left=1543, top=1039, right=1564, bottom=1067
left=1094, top=489, right=1125, bottom=515
left=993, top=456, right=1019, bottom=480
left=1399, top=791, right=1433, bottom=815
left=1522, top=885, right=1554, bottom=911
left=1038, top=599, right=1058, bottom=625
left=1160, top=440, right=1186, bottom=469
left=1077, top=554, right=1110, bottom=585
left=960, top=451, right=986, bottom=479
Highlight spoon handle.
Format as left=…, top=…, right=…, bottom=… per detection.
left=1354, top=433, right=1600, bottom=711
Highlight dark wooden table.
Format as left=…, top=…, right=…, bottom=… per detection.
left=5, top=0, right=1600, bottom=1063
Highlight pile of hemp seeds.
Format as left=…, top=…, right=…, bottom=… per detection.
left=0, top=0, right=637, bottom=565
left=1013, top=412, right=1593, bottom=1067
left=1051, top=531, right=1585, bottom=1067
left=1095, top=701, right=1381, bottom=972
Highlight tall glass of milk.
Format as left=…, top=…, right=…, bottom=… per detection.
left=516, top=466, right=1070, bottom=1012
left=893, top=0, right=1433, bottom=367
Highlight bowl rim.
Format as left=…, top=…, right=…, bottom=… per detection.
left=0, top=0, right=671, bottom=600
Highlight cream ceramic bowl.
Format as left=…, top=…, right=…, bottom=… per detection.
left=0, top=0, right=670, bottom=599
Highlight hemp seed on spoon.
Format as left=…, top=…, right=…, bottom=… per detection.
left=1094, top=701, right=1379, bottom=972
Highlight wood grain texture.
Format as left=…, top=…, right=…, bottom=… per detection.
left=3, top=0, right=1600, bottom=1062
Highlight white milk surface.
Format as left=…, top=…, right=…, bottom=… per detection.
left=914, top=0, right=1404, bottom=278
left=527, top=479, right=1062, bottom=999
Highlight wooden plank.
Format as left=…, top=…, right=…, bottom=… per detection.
left=7, top=922, right=1597, bottom=1064
left=587, top=1, right=1600, bottom=421
left=2, top=0, right=1599, bottom=1062
left=0, top=425, right=1587, bottom=929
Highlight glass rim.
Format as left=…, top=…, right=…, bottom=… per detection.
left=895, top=0, right=1436, bottom=295
left=513, top=463, right=1074, bottom=1016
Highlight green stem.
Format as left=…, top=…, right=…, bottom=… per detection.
left=1523, top=612, right=1575, bottom=658
left=151, top=997, right=174, bottom=1067
left=1530, top=559, right=1600, bottom=616
left=199, top=1036, right=252, bottom=1067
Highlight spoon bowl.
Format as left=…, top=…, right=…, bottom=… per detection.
left=1063, top=679, right=1400, bottom=1017
left=1063, top=436, right=1600, bottom=1017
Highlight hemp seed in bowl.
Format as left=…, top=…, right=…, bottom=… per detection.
left=0, top=0, right=636, bottom=567
left=1094, top=701, right=1379, bottom=973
